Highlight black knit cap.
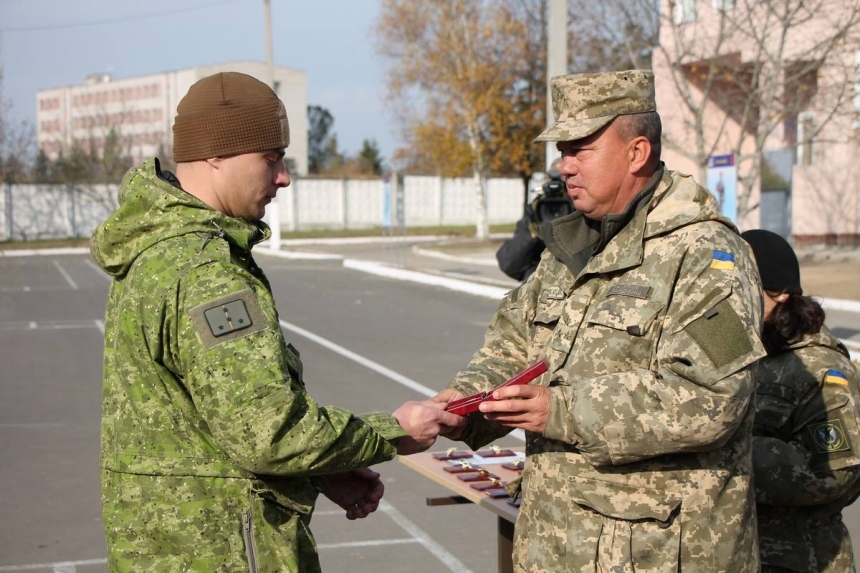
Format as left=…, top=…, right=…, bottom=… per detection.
left=173, top=72, right=290, bottom=163
left=740, top=229, right=802, bottom=295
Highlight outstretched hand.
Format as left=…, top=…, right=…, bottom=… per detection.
left=321, top=468, right=385, bottom=520
left=393, top=400, right=466, bottom=455
left=429, top=389, right=467, bottom=439
left=478, top=384, right=551, bottom=434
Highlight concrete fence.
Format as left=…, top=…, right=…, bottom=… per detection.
left=2, top=176, right=526, bottom=241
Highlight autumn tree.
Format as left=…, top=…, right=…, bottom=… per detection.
left=654, top=0, right=860, bottom=222
left=376, top=0, right=538, bottom=239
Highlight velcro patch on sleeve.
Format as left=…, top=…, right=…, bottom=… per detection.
left=807, top=419, right=852, bottom=454
left=684, top=298, right=753, bottom=369
left=189, top=288, right=269, bottom=349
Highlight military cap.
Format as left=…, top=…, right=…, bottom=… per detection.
left=173, top=72, right=290, bottom=163
left=741, top=229, right=803, bottom=294
left=535, top=70, right=656, bottom=143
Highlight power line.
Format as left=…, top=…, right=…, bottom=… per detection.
left=0, top=0, right=243, bottom=33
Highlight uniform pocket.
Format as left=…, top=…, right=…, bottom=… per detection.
left=575, top=296, right=664, bottom=375
left=569, top=477, right=682, bottom=573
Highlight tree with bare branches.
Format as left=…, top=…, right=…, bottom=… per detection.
left=654, top=0, right=860, bottom=224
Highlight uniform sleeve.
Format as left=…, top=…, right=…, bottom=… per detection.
left=162, top=261, right=404, bottom=477
left=543, top=237, right=766, bottom=466
left=754, top=359, right=860, bottom=505
left=447, top=273, right=538, bottom=449
left=753, top=437, right=860, bottom=505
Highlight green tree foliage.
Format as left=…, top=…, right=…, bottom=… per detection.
left=307, top=105, right=338, bottom=174
left=357, top=139, right=384, bottom=175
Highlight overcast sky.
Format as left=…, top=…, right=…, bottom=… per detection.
left=0, top=0, right=398, bottom=160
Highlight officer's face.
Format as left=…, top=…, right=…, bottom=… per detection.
left=556, top=122, right=637, bottom=220
left=211, top=150, right=290, bottom=221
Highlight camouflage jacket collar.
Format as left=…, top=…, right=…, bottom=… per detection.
left=543, top=168, right=730, bottom=278
left=91, top=158, right=271, bottom=277
left=781, top=325, right=851, bottom=360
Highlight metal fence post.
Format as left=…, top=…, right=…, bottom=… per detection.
left=5, top=181, right=12, bottom=241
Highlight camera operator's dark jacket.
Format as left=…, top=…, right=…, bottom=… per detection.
left=496, top=216, right=545, bottom=281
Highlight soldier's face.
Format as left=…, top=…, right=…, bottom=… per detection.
left=557, top=123, right=637, bottom=220
left=211, top=150, right=290, bottom=221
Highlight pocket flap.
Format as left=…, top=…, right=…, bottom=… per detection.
left=568, top=476, right=680, bottom=523
left=534, top=298, right=564, bottom=325
left=587, top=297, right=663, bottom=336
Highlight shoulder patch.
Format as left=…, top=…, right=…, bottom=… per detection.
left=808, top=419, right=851, bottom=454
left=189, top=288, right=269, bottom=349
left=710, top=250, right=735, bottom=271
left=824, top=369, right=849, bottom=386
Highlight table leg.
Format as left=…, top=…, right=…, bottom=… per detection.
left=498, top=516, right=514, bottom=573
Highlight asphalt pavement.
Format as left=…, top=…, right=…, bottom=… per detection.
left=1, top=237, right=859, bottom=573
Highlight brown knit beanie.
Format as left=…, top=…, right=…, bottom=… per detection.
left=173, top=72, right=290, bottom=163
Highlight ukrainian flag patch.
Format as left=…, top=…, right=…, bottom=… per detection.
left=710, top=250, right=735, bottom=270
left=824, top=369, right=849, bottom=386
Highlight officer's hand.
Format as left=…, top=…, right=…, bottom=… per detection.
left=478, top=385, right=551, bottom=434
left=392, top=400, right=467, bottom=455
left=321, top=468, right=385, bottom=520
left=429, top=389, right=468, bottom=440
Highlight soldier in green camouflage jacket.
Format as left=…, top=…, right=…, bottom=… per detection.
left=92, top=72, right=464, bottom=572
left=743, top=229, right=860, bottom=572
left=434, top=71, right=766, bottom=572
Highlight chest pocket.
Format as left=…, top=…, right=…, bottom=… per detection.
left=531, top=293, right=589, bottom=370
left=574, top=296, right=664, bottom=377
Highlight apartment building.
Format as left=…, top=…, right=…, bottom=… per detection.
left=36, top=61, right=308, bottom=175
left=653, top=0, right=860, bottom=246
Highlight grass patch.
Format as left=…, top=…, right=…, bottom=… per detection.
left=0, top=237, right=91, bottom=250
left=0, top=224, right=518, bottom=248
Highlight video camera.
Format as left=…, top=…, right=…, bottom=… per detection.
left=529, top=175, right=573, bottom=224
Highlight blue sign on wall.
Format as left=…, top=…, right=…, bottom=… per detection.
left=707, top=153, right=738, bottom=224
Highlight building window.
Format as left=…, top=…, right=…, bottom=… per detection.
left=674, top=0, right=697, bottom=23
left=713, top=0, right=735, bottom=11
left=797, top=113, right=816, bottom=166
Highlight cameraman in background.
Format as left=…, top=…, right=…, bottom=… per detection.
left=496, top=159, right=573, bottom=281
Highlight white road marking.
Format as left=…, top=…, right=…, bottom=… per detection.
left=0, top=558, right=106, bottom=572
left=278, top=318, right=525, bottom=442
left=52, top=260, right=78, bottom=290
left=84, top=258, right=111, bottom=281
left=317, top=538, right=419, bottom=550
left=0, top=320, right=104, bottom=332
left=378, top=500, right=472, bottom=573
left=343, top=259, right=509, bottom=300
left=278, top=318, right=439, bottom=398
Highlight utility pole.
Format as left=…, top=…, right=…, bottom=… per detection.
left=262, top=0, right=280, bottom=250
left=263, top=0, right=275, bottom=89
left=546, top=0, right=567, bottom=171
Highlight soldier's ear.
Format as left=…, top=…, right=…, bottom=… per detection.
left=627, top=136, right=651, bottom=174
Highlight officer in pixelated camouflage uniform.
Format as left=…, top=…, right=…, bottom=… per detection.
left=743, top=229, right=860, bottom=573
left=434, top=70, right=766, bottom=572
left=92, top=72, right=463, bottom=572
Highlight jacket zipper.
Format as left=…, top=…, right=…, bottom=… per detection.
left=242, top=510, right=259, bottom=573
